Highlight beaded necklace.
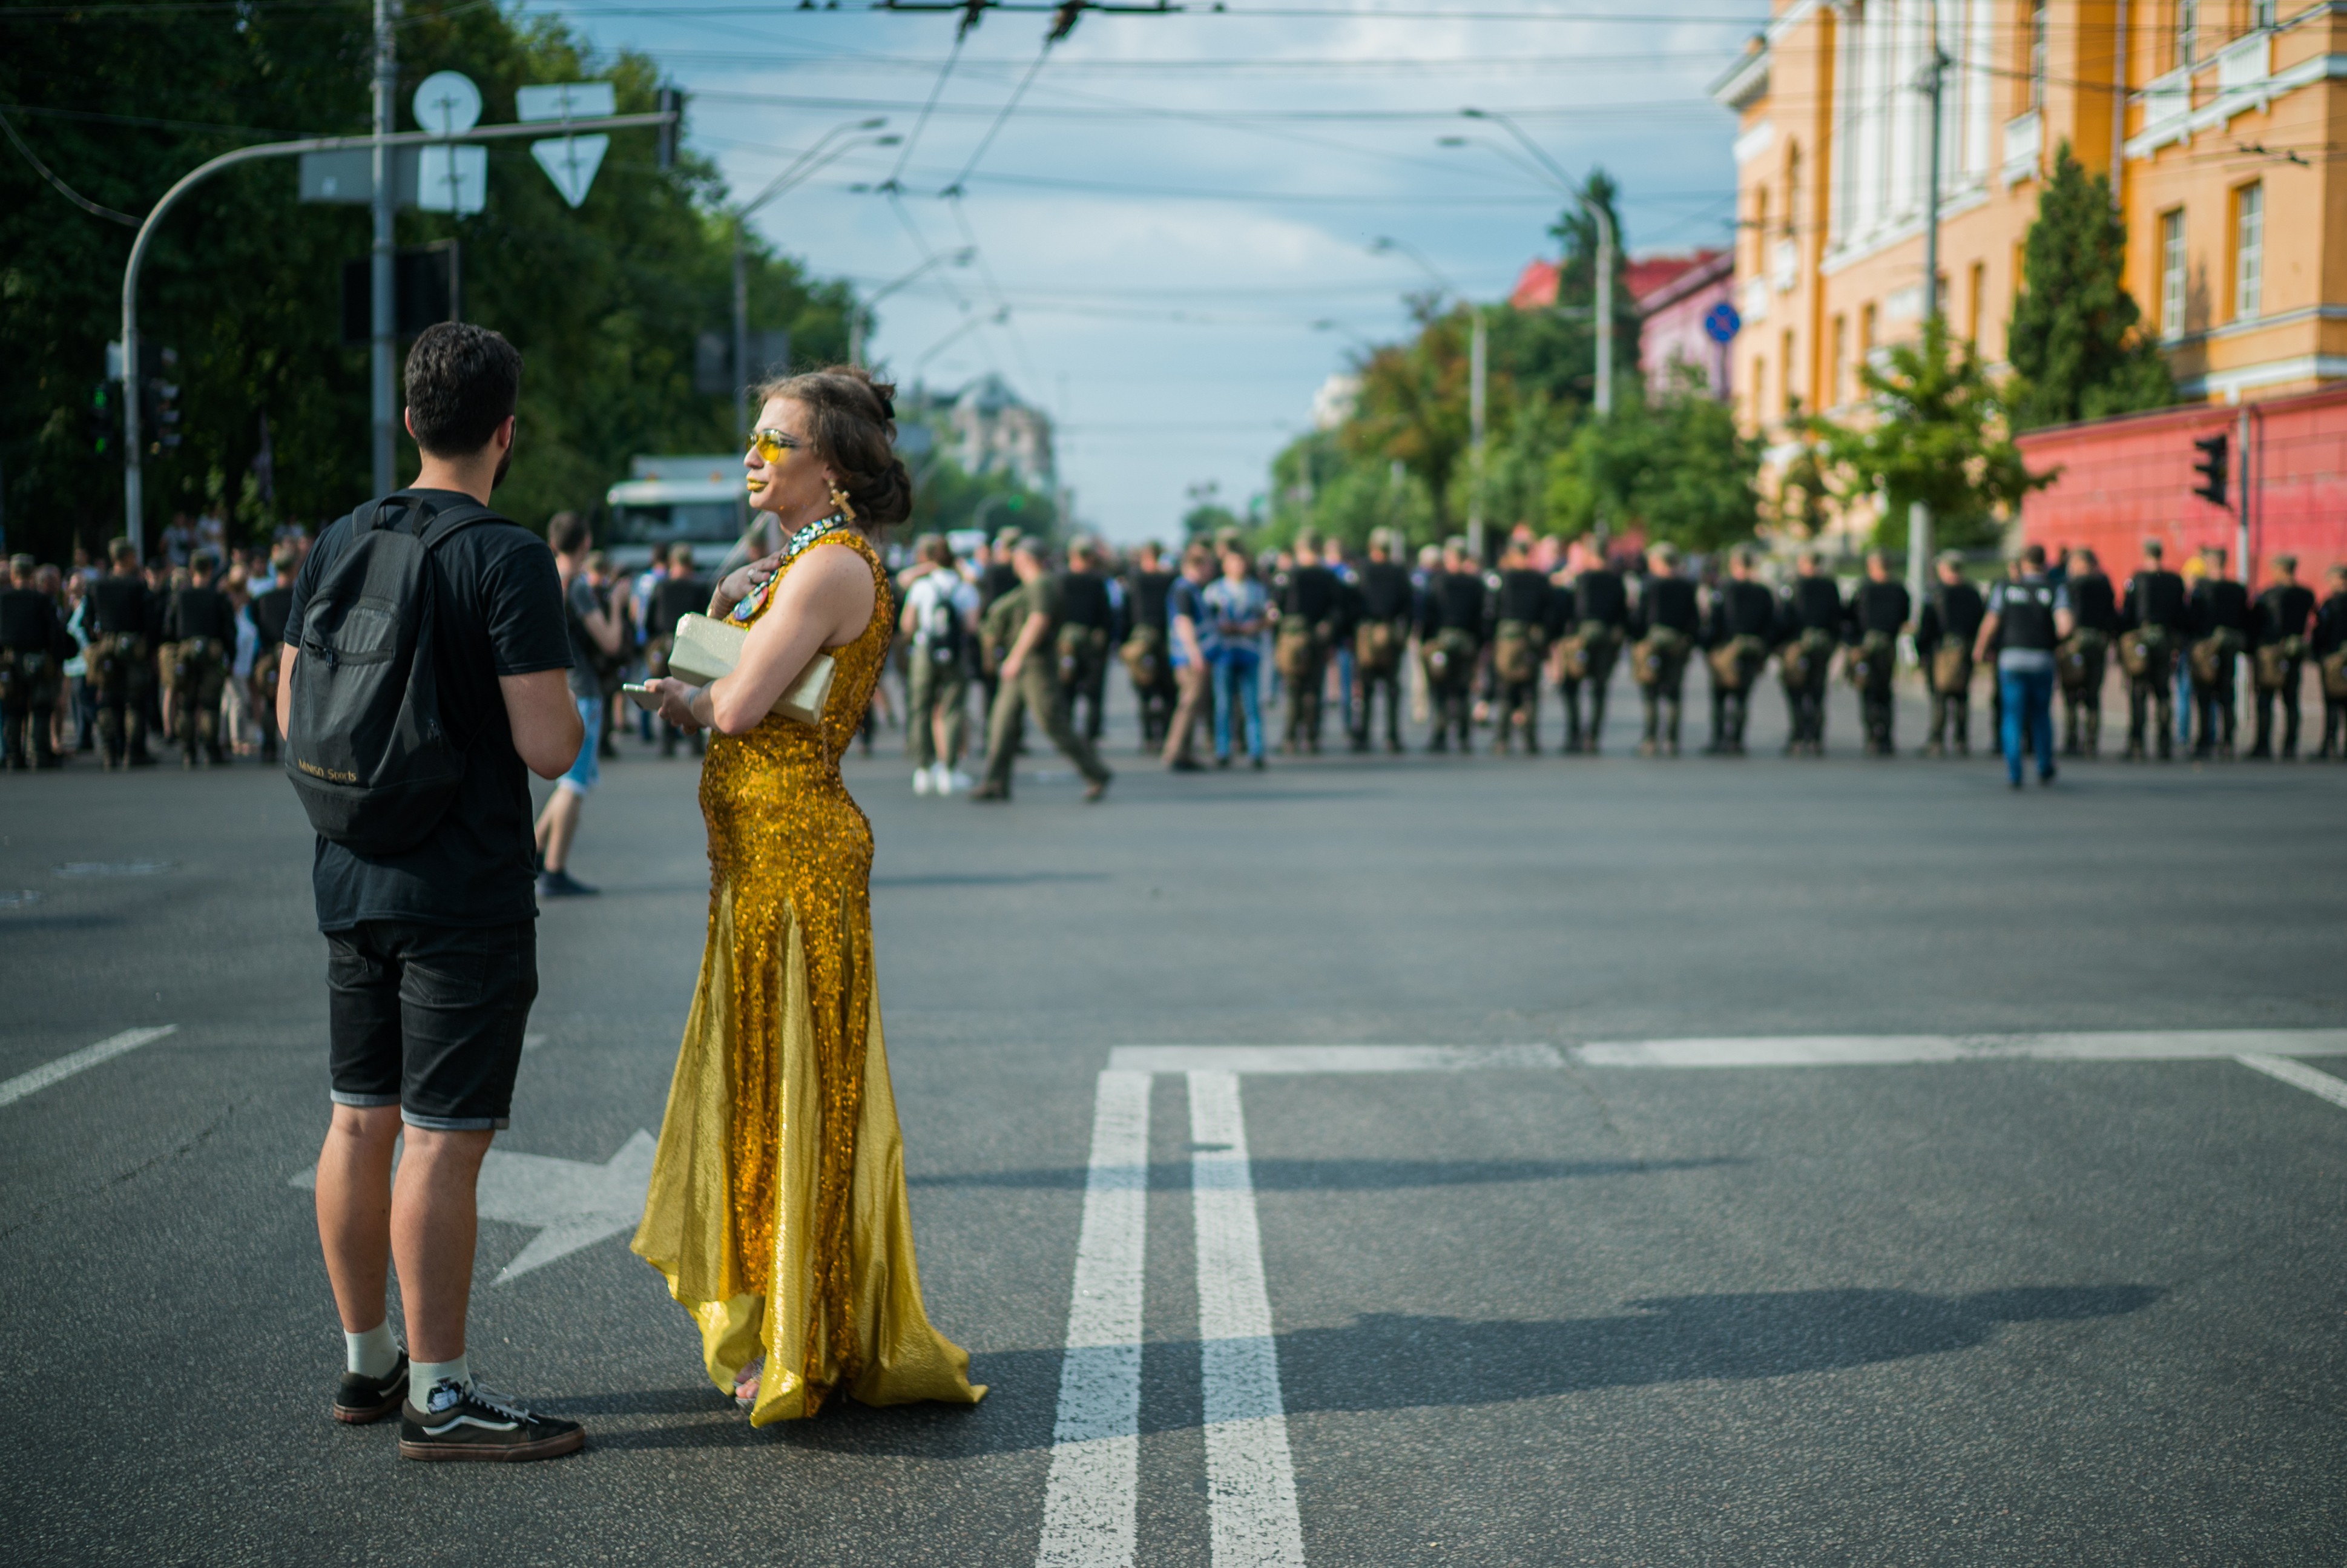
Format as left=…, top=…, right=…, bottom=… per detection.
left=727, top=512, right=852, bottom=624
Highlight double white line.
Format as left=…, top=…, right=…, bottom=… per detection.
left=1029, top=1034, right=2347, bottom=1568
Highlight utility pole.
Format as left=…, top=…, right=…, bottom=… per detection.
left=370, top=0, right=398, bottom=496
left=1592, top=204, right=1615, bottom=417
left=1467, top=305, right=1488, bottom=561
left=1909, top=8, right=1948, bottom=622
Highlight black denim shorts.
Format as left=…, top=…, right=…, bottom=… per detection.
left=326, top=920, right=537, bottom=1131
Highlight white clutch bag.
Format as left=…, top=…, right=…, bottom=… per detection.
left=668, top=612, right=835, bottom=727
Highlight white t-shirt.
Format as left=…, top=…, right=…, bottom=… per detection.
left=904, top=570, right=977, bottom=649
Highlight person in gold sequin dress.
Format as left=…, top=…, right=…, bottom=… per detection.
left=632, top=367, right=984, bottom=1426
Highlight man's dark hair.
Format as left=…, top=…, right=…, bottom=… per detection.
left=546, top=510, right=591, bottom=556
left=2021, top=543, right=2047, bottom=568
left=404, top=323, right=521, bottom=457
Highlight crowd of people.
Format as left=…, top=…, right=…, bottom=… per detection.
left=10, top=512, right=2346, bottom=794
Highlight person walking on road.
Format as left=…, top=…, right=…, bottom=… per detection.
left=974, top=538, right=1113, bottom=801
left=279, top=321, right=587, bottom=1461
left=900, top=532, right=977, bottom=794
left=634, top=365, right=986, bottom=1423
left=1975, top=543, right=2075, bottom=789
left=1160, top=542, right=1218, bottom=771
left=532, top=512, right=621, bottom=896
left=1205, top=541, right=1269, bottom=769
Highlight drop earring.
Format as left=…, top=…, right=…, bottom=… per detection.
left=827, top=479, right=857, bottom=522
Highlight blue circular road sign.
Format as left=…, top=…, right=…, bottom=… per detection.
left=1702, top=301, right=1742, bottom=344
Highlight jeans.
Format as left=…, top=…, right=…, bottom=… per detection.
left=1213, top=648, right=1263, bottom=760
left=2000, top=664, right=2056, bottom=784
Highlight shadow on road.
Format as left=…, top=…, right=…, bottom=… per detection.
left=568, top=1283, right=2159, bottom=1458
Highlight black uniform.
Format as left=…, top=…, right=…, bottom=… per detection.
left=1915, top=578, right=1986, bottom=754
left=1702, top=577, right=1777, bottom=754
left=2118, top=565, right=2190, bottom=759
left=1629, top=573, right=1699, bottom=755
left=2250, top=580, right=2317, bottom=758
left=1122, top=566, right=1177, bottom=748
left=0, top=585, right=74, bottom=768
left=2058, top=569, right=2118, bottom=757
left=2314, top=587, right=2347, bottom=759
left=1053, top=568, right=1116, bottom=742
left=1487, top=567, right=1553, bottom=753
left=1351, top=559, right=1412, bottom=751
left=1845, top=579, right=1911, bottom=755
left=86, top=571, right=160, bottom=766
left=1557, top=567, right=1629, bottom=754
left=1417, top=568, right=1487, bottom=753
left=1777, top=573, right=1843, bottom=754
left=163, top=582, right=238, bottom=765
left=2187, top=575, right=2250, bottom=757
left=1272, top=563, right=1343, bottom=753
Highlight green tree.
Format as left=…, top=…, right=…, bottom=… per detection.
left=1545, top=369, right=1758, bottom=551
left=1815, top=317, right=2052, bottom=551
left=1531, top=168, right=1639, bottom=410
left=2006, top=142, right=2173, bottom=430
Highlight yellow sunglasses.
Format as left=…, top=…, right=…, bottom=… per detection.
left=748, top=428, right=804, bottom=464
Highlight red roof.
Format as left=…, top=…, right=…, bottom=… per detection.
left=1509, top=259, right=1559, bottom=311
left=1510, top=248, right=1730, bottom=312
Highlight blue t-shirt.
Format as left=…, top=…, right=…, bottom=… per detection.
left=1170, top=575, right=1216, bottom=665
left=1202, top=576, right=1267, bottom=660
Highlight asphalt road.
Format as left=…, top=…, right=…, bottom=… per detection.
left=3, top=672, right=2344, bottom=1567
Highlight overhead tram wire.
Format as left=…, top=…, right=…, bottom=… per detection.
left=877, top=16, right=968, bottom=191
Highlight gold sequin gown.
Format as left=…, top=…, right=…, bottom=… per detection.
left=631, top=530, right=985, bottom=1426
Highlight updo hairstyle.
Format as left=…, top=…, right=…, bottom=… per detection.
left=757, top=364, right=913, bottom=531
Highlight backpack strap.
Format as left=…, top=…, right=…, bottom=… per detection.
left=355, top=492, right=509, bottom=550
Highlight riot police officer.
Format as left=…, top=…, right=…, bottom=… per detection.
left=2059, top=546, right=2118, bottom=758
left=163, top=551, right=237, bottom=768
left=2248, top=553, right=2316, bottom=760
left=86, top=538, right=160, bottom=769
left=1121, top=541, right=1177, bottom=750
left=1630, top=543, right=1699, bottom=756
left=1271, top=530, right=1342, bottom=754
left=1844, top=549, right=1910, bottom=756
left=2118, top=539, right=2190, bottom=760
left=1418, top=536, right=1487, bottom=754
left=1351, top=529, right=1412, bottom=753
left=1055, top=538, right=1116, bottom=744
left=1914, top=552, right=1985, bottom=757
left=1487, top=540, right=1552, bottom=754
left=2315, top=564, right=2347, bottom=760
left=0, top=555, right=74, bottom=770
left=2187, top=544, right=2251, bottom=759
left=1702, top=545, right=1776, bottom=756
left=1555, top=547, right=1628, bottom=754
left=1777, top=549, right=1843, bottom=756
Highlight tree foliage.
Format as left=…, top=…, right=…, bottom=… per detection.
left=1812, top=317, right=2052, bottom=551
left=1545, top=367, right=1760, bottom=550
left=0, top=0, right=857, bottom=560
left=2007, top=143, right=2173, bottom=430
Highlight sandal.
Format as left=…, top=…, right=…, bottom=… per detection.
left=732, top=1356, right=763, bottom=1412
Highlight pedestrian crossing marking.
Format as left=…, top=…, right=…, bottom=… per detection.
left=2234, top=1052, right=2347, bottom=1112
left=0, top=1026, right=177, bottom=1110
left=1575, top=1029, right=2347, bottom=1069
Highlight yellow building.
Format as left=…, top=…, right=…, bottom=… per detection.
left=1713, top=0, right=2347, bottom=449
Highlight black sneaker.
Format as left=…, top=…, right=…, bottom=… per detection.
left=536, top=868, right=598, bottom=898
left=332, top=1351, right=410, bottom=1424
left=399, top=1379, right=584, bottom=1463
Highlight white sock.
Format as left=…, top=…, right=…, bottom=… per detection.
left=410, top=1352, right=471, bottom=1410
left=346, top=1322, right=400, bottom=1380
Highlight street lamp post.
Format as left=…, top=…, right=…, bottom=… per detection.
left=1457, top=108, right=1614, bottom=417
left=1909, top=7, right=1950, bottom=628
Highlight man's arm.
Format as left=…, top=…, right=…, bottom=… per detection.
left=1972, top=611, right=2001, bottom=665
left=1173, top=610, right=1204, bottom=668
left=500, top=668, right=586, bottom=779
left=999, top=610, right=1049, bottom=681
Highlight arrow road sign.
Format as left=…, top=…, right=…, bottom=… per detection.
left=291, top=1129, right=656, bottom=1285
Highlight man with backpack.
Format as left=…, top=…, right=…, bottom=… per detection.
left=532, top=512, right=623, bottom=897
left=900, top=532, right=977, bottom=794
left=275, top=321, right=587, bottom=1462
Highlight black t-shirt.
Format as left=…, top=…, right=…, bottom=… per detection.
left=165, top=585, right=238, bottom=644
left=286, top=490, right=571, bottom=932
left=1126, top=568, right=1173, bottom=634
left=648, top=575, right=706, bottom=639
left=249, top=584, right=297, bottom=649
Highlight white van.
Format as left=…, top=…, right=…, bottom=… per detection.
left=604, top=455, right=774, bottom=573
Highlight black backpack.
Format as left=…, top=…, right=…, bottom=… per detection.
left=283, top=492, right=502, bottom=855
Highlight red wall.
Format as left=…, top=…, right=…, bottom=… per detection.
left=2016, top=384, right=2347, bottom=581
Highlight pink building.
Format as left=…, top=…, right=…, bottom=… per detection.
left=1509, top=249, right=1736, bottom=400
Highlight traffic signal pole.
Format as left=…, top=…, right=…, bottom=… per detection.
left=371, top=0, right=398, bottom=497
left=116, top=109, right=676, bottom=552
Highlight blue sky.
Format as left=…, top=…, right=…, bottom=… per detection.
left=530, top=1, right=1762, bottom=540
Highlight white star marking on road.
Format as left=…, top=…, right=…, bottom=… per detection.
left=291, top=1130, right=656, bottom=1285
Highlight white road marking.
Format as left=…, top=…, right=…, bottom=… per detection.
left=1035, top=1070, right=1153, bottom=1568
left=1110, top=1044, right=1560, bottom=1075
left=289, top=1129, right=657, bottom=1283
left=1575, top=1030, right=2347, bottom=1069
left=2234, top=1053, right=2347, bottom=1112
left=0, top=1026, right=176, bottom=1110
left=1189, top=1070, right=1308, bottom=1568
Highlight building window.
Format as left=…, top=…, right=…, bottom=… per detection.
left=1785, top=143, right=1802, bottom=237
left=1859, top=301, right=1877, bottom=364
left=2235, top=182, right=2263, bottom=321
left=1752, top=187, right=1769, bottom=272
left=2030, top=0, right=2049, bottom=106
left=1968, top=261, right=1987, bottom=343
left=2177, top=0, right=2199, bottom=68
left=2251, top=0, right=2274, bottom=27
left=1780, top=329, right=1796, bottom=416
left=2160, top=208, right=2187, bottom=340
left=1831, top=315, right=1848, bottom=404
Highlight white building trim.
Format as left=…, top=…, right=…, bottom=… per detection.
left=2177, top=353, right=2347, bottom=398
left=2127, top=48, right=2347, bottom=159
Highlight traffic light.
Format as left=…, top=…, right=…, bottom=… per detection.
left=2191, top=432, right=2229, bottom=508
left=140, top=348, right=182, bottom=455
left=85, top=383, right=115, bottom=456
left=656, top=85, right=684, bottom=170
